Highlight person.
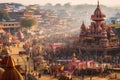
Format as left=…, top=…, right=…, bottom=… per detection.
left=38, top=72, right=41, bottom=78
left=26, top=56, right=29, bottom=61
left=67, top=73, right=72, bottom=80
left=81, top=69, right=85, bottom=80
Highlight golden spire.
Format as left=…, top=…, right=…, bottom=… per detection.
left=72, top=53, right=77, bottom=62
left=73, top=53, right=76, bottom=57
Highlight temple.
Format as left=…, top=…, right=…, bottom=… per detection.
left=79, top=1, right=120, bottom=54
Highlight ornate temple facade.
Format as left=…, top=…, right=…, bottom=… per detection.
left=79, top=1, right=120, bottom=54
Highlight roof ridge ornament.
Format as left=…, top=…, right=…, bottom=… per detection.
left=97, top=0, right=100, bottom=8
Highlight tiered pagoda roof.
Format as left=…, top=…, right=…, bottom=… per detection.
left=91, top=1, right=106, bottom=21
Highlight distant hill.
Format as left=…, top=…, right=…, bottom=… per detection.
left=40, top=4, right=120, bottom=25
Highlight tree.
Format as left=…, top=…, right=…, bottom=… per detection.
left=44, top=3, right=53, bottom=10
left=55, top=3, right=62, bottom=8
left=0, top=10, right=9, bottom=21
left=20, top=18, right=37, bottom=29
left=45, top=3, right=53, bottom=7
left=64, top=3, right=71, bottom=8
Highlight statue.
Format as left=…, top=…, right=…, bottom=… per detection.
left=72, top=53, right=77, bottom=62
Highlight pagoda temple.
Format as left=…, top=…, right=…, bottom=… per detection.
left=79, top=1, right=120, bottom=55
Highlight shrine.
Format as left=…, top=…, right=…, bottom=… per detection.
left=79, top=1, right=120, bottom=55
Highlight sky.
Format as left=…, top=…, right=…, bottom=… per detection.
left=0, top=0, right=120, bottom=7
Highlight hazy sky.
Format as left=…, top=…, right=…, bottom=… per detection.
left=0, top=0, right=119, bottom=7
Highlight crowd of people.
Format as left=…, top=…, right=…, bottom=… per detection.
left=20, top=35, right=120, bottom=80
left=0, top=30, right=119, bottom=80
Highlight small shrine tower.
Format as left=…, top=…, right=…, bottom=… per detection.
left=72, top=53, right=77, bottom=62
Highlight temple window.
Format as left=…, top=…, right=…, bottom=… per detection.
left=12, top=24, right=14, bottom=26
left=9, top=24, right=11, bottom=26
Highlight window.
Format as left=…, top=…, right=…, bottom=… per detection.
left=12, top=24, right=14, bottom=26
left=4, top=24, right=6, bottom=26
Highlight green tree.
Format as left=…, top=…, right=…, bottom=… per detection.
left=20, top=18, right=37, bottom=29
left=64, top=3, right=71, bottom=8
left=55, top=3, right=61, bottom=8
left=0, top=10, right=9, bottom=21
left=45, top=3, right=53, bottom=7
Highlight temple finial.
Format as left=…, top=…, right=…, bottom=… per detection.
left=97, top=0, right=100, bottom=8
